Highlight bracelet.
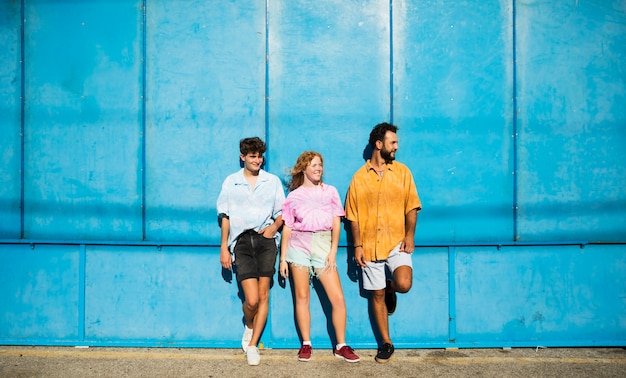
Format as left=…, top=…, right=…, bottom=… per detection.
left=354, top=245, right=363, bottom=248
left=280, top=259, right=287, bottom=263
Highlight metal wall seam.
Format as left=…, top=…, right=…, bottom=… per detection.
left=263, top=0, right=272, bottom=348
left=141, top=0, right=148, bottom=241
left=512, top=0, right=519, bottom=241
left=389, top=0, right=394, bottom=124
left=78, top=244, right=86, bottom=342
left=0, top=239, right=596, bottom=248
left=448, top=246, right=457, bottom=343
left=264, top=0, right=271, bottom=171
left=20, top=0, right=25, bottom=239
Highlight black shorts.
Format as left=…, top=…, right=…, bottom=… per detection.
left=233, top=229, right=278, bottom=282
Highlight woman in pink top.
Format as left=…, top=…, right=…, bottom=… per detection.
left=279, top=151, right=360, bottom=363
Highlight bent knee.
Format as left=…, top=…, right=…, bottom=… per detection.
left=395, top=278, right=412, bottom=294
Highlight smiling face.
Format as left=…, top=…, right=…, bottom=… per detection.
left=303, top=155, right=323, bottom=186
left=240, top=152, right=264, bottom=175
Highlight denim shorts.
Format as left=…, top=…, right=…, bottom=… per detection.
left=285, top=230, right=331, bottom=274
left=233, top=229, right=278, bottom=282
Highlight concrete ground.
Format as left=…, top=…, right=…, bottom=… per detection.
left=1, top=346, right=625, bottom=377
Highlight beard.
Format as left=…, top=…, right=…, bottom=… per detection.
left=381, top=148, right=396, bottom=164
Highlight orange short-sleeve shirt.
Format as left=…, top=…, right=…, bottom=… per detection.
left=345, top=160, right=421, bottom=261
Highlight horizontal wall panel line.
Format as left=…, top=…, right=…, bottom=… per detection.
left=1, top=239, right=619, bottom=248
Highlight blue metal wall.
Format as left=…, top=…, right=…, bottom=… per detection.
left=1, top=0, right=625, bottom=348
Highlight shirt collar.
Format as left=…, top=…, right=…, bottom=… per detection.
left=366, top=159, right=395, bottom=172
left=234, top=168, right=270, bottom=185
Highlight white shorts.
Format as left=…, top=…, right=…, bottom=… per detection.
left=361, top=243, right=413, bottom=291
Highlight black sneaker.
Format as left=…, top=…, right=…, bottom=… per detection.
left=385, top=281, right=397, bottom=315
left=375, top=343, right=394, bottom=363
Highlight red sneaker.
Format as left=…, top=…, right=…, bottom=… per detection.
left=298, top=344, right=312, bottom=362
left=334, top=345, right=360, bottom=363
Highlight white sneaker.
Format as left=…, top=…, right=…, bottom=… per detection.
left=241, top=325, right=253, bottom=353
left=246, top=346, right=260, bottom=366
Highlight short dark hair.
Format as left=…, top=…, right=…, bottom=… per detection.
left=239, top=137, right=267, bottom=155
left=369, top=122, right=398, bottom=148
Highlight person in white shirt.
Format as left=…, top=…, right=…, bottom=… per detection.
left=217, top=137, right=285, bottom=366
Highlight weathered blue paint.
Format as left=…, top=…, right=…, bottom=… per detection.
left=267, top=0, right=391, bottom=241
left=0, top=0, right=625, bottom=348
left=394, top=0, right=516, bottom=243
left=515, top=1, right=626, bottom=242
left=84, top=245, right=229, bottom=343
left=22, top=0, right=144, bottom=241
left=454, top=244, right=626, bottom=346
left=0, top=0, right=21, bottom=238
left=145, top=1, right=267, bottom=242
left=448, top=246, right=457, bottom=342
left=0, top=244, right=80, bottom=342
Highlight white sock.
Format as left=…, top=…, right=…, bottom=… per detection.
left=302, top=341, right=312, bottom=346
left=336, top=343, right=346, bottom=350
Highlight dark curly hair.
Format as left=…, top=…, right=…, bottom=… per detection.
left=368, top=122, right=398, bottom=148
left=239, top=137, right=267, bottom=155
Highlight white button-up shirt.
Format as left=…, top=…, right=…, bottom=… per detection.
left=217, top=168, right=285, bottom=252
